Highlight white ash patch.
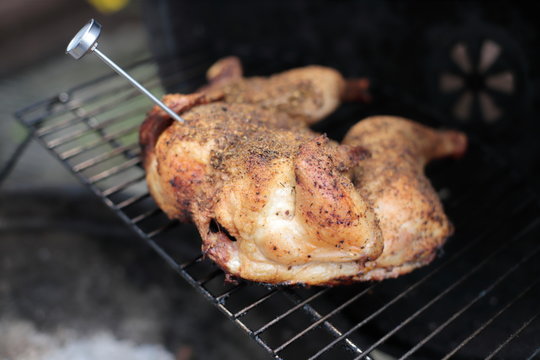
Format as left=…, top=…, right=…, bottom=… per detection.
left=0, top=319, right=173, bottom=360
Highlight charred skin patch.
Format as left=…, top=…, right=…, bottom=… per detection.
left=139, top=113, right=173, bottom=167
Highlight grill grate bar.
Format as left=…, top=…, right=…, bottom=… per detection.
left=131, top=207, right=161, bottom=224
left=45, top=105, right=146, bottom=149
left=281, top=288, right=366, bottom=359
left=36, top=72, right=164, bottom=135
left=58, top=123, right=140, bottom=160
left=37, top=59, right=209, bottom=137
left=233, top=288, right=280, bottom=319
left=485, top=310, right=540, bottom=360
left=36, top=102, right=118, bottom=137
left=143, top=238, right=282, bottom=359
left=355, top=215, right=536, bottom=360
left=215, top=283, right=246, bottom=303
left=181, top=255, right=204, bottom=270
left=88, top=157, right=141, bottom=184
left=275, top=285, right=375, bottom=355
left=144, top=238, right=183, bottom=273
left=398, top=219, right=540, bottom=360
left=253, top=288, right=329, bottom=336
left=73, top=143, right=140, bottom=172
left=34, top=56, right=169, bottom=123
left=306, top=216, right=520, bottom=360
left=441, top=279, right=540, bottom=360
left=147, top=220, right=179, bottom=238
left=63, top=52, right=207, bottom=94
left=525, top=346, right=540, bottom=360
left=197, top=269, right=223, bottom=286
left=116, top=192, right=150, bottom=209
left=102, top=173, right=146, bottom=197
left=43, top=78, right=171, bottom=141
left=36, top=104, right=84, bottom=135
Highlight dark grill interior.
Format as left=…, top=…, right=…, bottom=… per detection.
left=15, top=53, right=540, bottom=359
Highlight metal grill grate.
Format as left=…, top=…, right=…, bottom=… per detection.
left=15, top=56, right=540, bottom=360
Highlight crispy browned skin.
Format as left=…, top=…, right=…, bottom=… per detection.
left=140, top=57, right=466, bottom=285
left=343, top=116, right=467, bottom=280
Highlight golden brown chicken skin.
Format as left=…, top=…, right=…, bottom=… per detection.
left=343, top=116, right=467, bottom=280
left=140, top=57, right=466, bottom=285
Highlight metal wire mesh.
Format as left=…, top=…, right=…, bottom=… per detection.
left=15, top=56, right=540, bottom=360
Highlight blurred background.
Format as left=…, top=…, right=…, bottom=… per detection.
left=1, top=1, right=540, bottom=360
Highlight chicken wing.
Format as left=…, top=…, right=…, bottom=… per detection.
left=140, top=57, right=466, bottom=285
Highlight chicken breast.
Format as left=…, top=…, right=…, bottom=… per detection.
left=140, top=57, right=466, bottom=285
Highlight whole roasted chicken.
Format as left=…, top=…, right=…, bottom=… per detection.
left=140, top=57, right=467, bottom=285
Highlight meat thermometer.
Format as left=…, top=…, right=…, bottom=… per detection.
left=66, top=19, right=184, bottom=123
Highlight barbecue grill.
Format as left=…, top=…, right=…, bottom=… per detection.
left=11, top=1, right=540, bottom=359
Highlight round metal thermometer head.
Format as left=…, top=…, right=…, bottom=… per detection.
left=66, top=19, right=102, bottom=60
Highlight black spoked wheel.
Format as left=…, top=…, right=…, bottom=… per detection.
left=426, top=22, right=528, bottom=136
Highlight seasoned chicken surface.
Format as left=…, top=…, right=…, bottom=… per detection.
left=343, top=117, right=466, bottom=280
left=140, top=57, right=466, bottom=285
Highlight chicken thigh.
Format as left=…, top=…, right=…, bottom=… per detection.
left=343, top=116, right=467, bottom=280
